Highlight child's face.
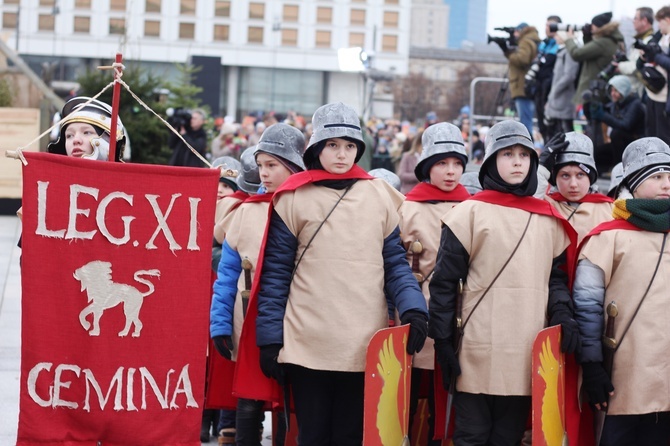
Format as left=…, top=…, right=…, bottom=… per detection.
left=633, top=171, right=670, bottom=199
left=64, top=122, right=98, bottom=158
left=495, top=145, right=532, bottom=185
left=319, top=138, right=358, bottom=174
left=429, top=157, right=464, bottom=192
left=556, top=164, right=590, bottom=201
left=217, top=182, right=234, bottom=200
left=256, top=153, right=292, bottom=193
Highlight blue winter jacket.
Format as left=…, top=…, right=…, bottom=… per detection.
left=256, top=209, right=428, bottom=347
left=210, top=240, right=242, bottom=338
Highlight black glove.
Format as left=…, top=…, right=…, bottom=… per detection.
left=581, top=362, right=614, bottom=409
left=259, top=344, right=285, bottom=384
left=434, top=339, right=461, bottom=390
left=400, top=310, right=428, bottom=355
left=582, top=24, right=593, bottom=42
left=550, top=310, right=581, bottom=354
left=213, top=335, right=234, bottom=360
left=539, top=132, right=569, bottom=172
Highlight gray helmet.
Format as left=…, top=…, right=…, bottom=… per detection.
left=459, top=171, right=481, bottom=195
left=414, top=122, right=468, bottom=181
left=255, top=123, right=306, bottom=172
left=212, top=156, right=241, bottom=190
left=607, top=162, right=624, bottom=198
left=552, top=132, right=598, bottom=185
left=237, top=146, right=262, bottom=194
left=479, top=120, right=535, bottom=184
left=622, top=137, right=670, bottom=190
left=368, top=168, right=401, bottom=191
left=47, top=96, right=126, bottom=161
left=304, top=102, right=365, bottom=166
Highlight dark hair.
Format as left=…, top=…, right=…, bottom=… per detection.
left=637, top=7, right=654, bottom=24
left=547, top=15, right=562, bottom=23
left=656, top=6, right=670, bottom=21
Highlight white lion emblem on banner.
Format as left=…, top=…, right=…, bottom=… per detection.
left=73, top=261, right=161, bottom=337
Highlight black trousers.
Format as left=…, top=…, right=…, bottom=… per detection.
left=287, top=364, right=364, bottom=446
left=645, top=97, right=670, bottom=145
left=453, top=392, right=531, bottom=446
left=236, top=398, right=264, bottom=446
left=408, top=369, right=441, bottom=446
left=601, top=411, right=670, bottom=446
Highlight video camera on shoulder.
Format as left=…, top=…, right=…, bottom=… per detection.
left=548, top=23, right=589, bottom=33
left=487, top=26, right=517, bottom=52
left=166, top=107, right=192, bottom=132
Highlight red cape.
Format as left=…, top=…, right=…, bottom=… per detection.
left=233, top=166, right=373, bottom=402
left=405, top=182, right=470, bottom=202
left=547, top=191, right=614, bottom=204
left=244, top=192, right=273, bottom=204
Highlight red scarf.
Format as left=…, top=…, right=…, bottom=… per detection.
left=243, top=193, right=273, bottom=204
left=405, top=182, right=470, bottom=202
left=547, top=191, right=614, bottom=204
left=233, top=165, right=373, bottom=402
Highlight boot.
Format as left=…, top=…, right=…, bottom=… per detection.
left=201, top=410, right=213, bottom=443
left=218, top=428, right=236, bottom=445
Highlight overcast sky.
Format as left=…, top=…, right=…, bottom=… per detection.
left=486, top=0, right=670, bottom=39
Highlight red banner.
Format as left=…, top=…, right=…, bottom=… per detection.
left=17, top=152, right=218, bottom=446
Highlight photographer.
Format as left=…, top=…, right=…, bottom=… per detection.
left=557, top=12, right=625, bottom=105
left=616, top=7, right=655, bottom=97
left=544, top=32, right=580, bottom=138
left=590, top=75, right=645, bottom=173
left=638, top=6, right=670, bottom=144
left=168, top=108, right=208, bottom=167
left=503, top=22, right=541, bottom=137
left=529, top=16, right=562, bottom=141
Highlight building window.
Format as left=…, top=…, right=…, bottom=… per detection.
left=283, top=5, right=298, bottom=22
left=145, top=0, right=161, bottom=13
left=110, top=0, right=126, bottom=11
left=382, top=34, right=397, bottom=52
left=144, top=20, right=160, bottom=36
left=316, top=7, right=331, bottom=24
left=2, top=12, right=17, bottom=29
left=39, top=0, right=55, bottom=6
left=181, top=0, right=195, bottom=15
left=109, top=18, right=125, bottom=34
left=179, top=22, right=195, bottom=39
left=281, top=28, right=297, bottom=46
left=73, top=16, right=90, bottom=33
left=249, top=3, right=264, bottom=20
left=350, top=9, right=365, bottom=26
left=349, top=32, right=364, bottom=47
left=215, top=0, right=230, bottom=17
left=75, top=0, right=91, bottom=8
left=315, top=30, right=331, bottom=48
left=38, top=14, right=55, bottom=31
left=248, top=26, right=263, bottom=43
left=214, top=24, right=229, bottom=41
left=383, top=11, right=398, bottom=28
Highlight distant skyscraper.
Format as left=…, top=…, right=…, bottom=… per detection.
left=444, top=0, right=487, bottom=49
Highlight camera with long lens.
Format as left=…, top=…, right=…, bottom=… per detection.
left=597, top=50, right=628, bottom=81
left=487, top=26, right=517, bottom=51
left=548, top=23, right=587, bottom=33
left=633, top=39, right=662, bottom=59
left=523, top=55, right=546, bottom=97
left=166, top=107, right=192, bottom=132
left=582, top=79, right=608, bottom=107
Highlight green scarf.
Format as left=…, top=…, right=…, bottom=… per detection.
left=613, top=198, right=670, bottom=232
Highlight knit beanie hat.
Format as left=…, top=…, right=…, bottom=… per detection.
left=591, top=12, right=612, bottom=27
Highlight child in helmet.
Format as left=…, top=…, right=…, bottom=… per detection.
left=429, top=120, right=579, bottom=444
left=398, top=122, right=470, bottom=444
left=574, top=137, right=670, bottom=445
left=210, top=124, right=305, bottom=445
left=237, top=102, right=428, bottom=445
left=540, top=132, right=614, bottom=242
left=47, top=96, right=126, bottom=161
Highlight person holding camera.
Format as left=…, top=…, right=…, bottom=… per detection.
left=545, top=33, right=581, bottom=138
left=591, top=75, right=646, bottom=173
left=168, top=108, right=208, bottom=167
left=616, top=7, right=655, bottom=98
left=503, top=22, right=541, bottom=137
left=529, top=16, right=562, bottom=141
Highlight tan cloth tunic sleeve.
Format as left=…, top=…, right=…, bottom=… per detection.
left=213, top=195, right=245, bottom=243
left=272, top=179, right=404, bottom=372
left=442, top=200, right=570, bottom=396
left=580, top=229, right=670, bottom=415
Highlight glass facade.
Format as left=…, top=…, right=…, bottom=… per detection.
left=444, top=0, right=487, bottom=48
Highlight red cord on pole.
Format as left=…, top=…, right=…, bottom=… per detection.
left=108, top=53, right=123, bottom=162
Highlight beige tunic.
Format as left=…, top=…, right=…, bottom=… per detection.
left=273, top=179, right=405, bottom=372
left=545, top=196, right=613, bottom=243
left=444, top=200, right=570, bottom=396
left=213, top=195, right=246, bottom=244
left=399, top=200, right=458, bottom=369
left=222, top=200, right=269, bottom=361
left=579, top=229, right=670, bottom=415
